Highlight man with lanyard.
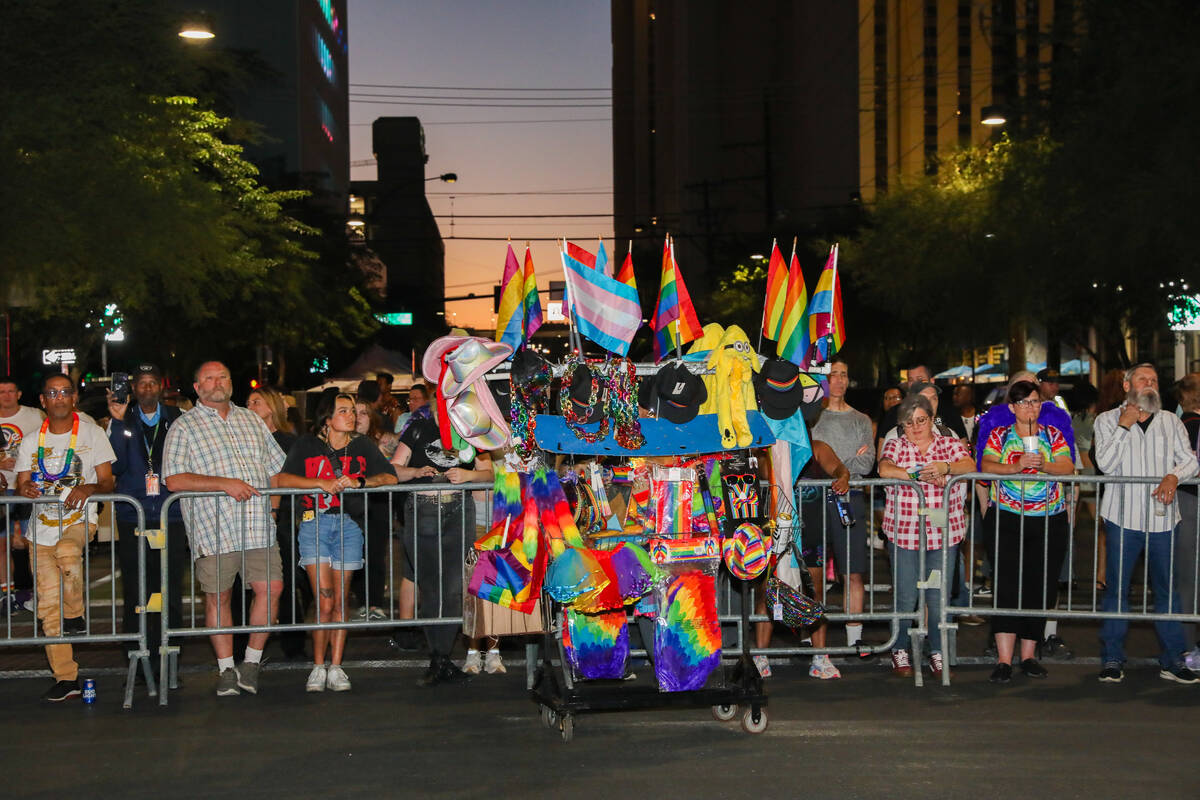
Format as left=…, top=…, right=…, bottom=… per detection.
left=163, top=361, right=286, bottom=697
left=107, top=364, right=185, bottom=686
left=0, top=375, right=44, bottom=611
left=15, top=375, right=115, bottom=702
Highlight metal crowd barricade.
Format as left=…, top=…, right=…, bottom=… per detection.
left=156, top=482, right=493, bottom=706
left=937, top=473, right=1200, bottom=686
left=0, top=493, right=154, bottom=708
left=714, top=477, right=939, bottom=686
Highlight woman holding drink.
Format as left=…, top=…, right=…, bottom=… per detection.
left=980, top=380, right=1075, bottom=683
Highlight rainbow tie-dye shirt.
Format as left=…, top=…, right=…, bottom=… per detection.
left=983, top=424, right=1071, bottom=516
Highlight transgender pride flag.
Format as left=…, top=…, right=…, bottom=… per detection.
left=561, top=241, right=641, bottom=356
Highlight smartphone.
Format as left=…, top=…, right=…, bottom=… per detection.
left=111, top=372, right=131, bottom=404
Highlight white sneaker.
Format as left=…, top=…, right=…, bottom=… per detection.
left=326, top=665, right=352, bottom=692
left=305, top=664, right=327, bottom=692
left=753, top=654, right=772, bottom=678
left=463, top=650, right=482, bottom=675
left=484, top=651, right=506, bottom=674
left=809, top=654, right=841, bottom=680
left=1185, top=647, right=1200, bottom=672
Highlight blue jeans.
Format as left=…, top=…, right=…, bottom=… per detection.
left=888, top=542, right=957, bottom=655
left=1098, top=520, right=1188, bottom=669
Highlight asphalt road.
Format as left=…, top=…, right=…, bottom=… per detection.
left=5, top=654, right=1200, bottom=800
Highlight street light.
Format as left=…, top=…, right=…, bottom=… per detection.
left=178, top=13, right=215, bottom=40
left=980, top=105, right=1007, bottom=126
left=427, top=173, right=457, bottom=183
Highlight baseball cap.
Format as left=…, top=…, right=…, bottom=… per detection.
left=566, top=363, right=605, bottom=425
left=651, top=362, right=707, bottom=424
left=1035, top=367, right=1061, bottom=383
left=133, top=363, right=162, bottom=380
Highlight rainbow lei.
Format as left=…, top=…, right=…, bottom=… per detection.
left=509, top=356, right=551, bottom=461
left=558, top=356, right=645, bottom=449
left=37, top=413, right=79, bottom=482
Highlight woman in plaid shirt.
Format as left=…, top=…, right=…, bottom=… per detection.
left=877, top=394, right=974, bottom=678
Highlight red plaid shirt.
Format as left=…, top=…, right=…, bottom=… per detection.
left=880, top=434, right=970, bottom=550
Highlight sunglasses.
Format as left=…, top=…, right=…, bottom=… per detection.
left=44, top=388, right=76, bottom=399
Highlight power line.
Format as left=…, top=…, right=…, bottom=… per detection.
left=349, top=118, right=611, bottom=126
left=350, top=82, right=610, bottom=91
left=350, top=92, right=611, bottom=101
left=350, top=100, right=610, bottom=108
left=426, top=189, right=613, bottom=196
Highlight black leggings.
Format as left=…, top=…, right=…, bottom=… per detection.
left=984, top=509, right=1069, bottom=641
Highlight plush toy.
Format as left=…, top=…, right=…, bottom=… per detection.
left=705, top=324, right=760, bottom=448
left=688, top=323, right=727, bottom=415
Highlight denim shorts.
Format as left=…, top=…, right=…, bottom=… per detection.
left=298, top=513, right=364, bottom=570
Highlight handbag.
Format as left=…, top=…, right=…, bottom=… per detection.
left=764, top=542, right=824, bottom=629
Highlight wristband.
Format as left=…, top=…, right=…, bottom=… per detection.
left=357, top=476, right=366, bottom=489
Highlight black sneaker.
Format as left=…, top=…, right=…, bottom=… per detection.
left=989, top=663, right=1013, bottom=684
left=1020, top=658, right=1048, bottom=678
left=1098, top=663, right=1124, bottom=683
left=434, top=656, right=471, bottom=685
left=416, top=655, right=440, bottom=687
left=42, top=679, right=81, bottom=702
left=62, top=616, right=86, bottom=636
left=1041, top=634, right=1073, bottom=661
left=1159, top=665, right=1200, bottom=685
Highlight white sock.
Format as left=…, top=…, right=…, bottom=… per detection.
left=487, top=649, right=500, bottom=655
left=846, top=623, right=863, bottom=646
left=801, top=636, right=812, bottom=645
left=217, top=656, right=235, bottom=672
left=467, top=648, right=479, bottom=656
left=243, top=647, right=263, bottom=664
left=1043, top=620, right=1057, bottom=639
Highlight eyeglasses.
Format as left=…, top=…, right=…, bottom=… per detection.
left=1013, top=398, right=1039, bottom=407
left=44, top=388, right=76, bottom=399
left=903, top=416, right=931, bottom=427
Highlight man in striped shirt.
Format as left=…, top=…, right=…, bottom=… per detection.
left=1093, top=363, right=1200, bottom=684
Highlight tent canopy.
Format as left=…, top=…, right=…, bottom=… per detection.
left=307, top=344, right=416, bottom=392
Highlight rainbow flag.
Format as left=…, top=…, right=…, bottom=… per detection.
left=494, top=243, right=524, bottom=352
left=776, top=244, right=810, bottom=366
left=562, top=242, right=642, bottom=356
left=616, top=245, right=637, bottom=292
left=806, top=244, right=845, bottom=365
left=650, top=236, right=703, bottom=362
left=760, top=239, right=787, bottom=342
left=522, top=245, right=543, bottom=339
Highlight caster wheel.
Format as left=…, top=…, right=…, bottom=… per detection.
left=741, top=707, right=768, bottom=734
left=711, top=703, right=739, bottom=722
left=540, top=706, right=557, bottom=729
left=559, top=715, right=574, bottom=743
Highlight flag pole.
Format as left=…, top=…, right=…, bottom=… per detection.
left=558, top=239, right=583, bottom=354
left=670, top=235, right=683, bottom=360
left=756, top=237, right=776, bottom=354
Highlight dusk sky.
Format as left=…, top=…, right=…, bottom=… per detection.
left=349, top=0, right=614, bottom=330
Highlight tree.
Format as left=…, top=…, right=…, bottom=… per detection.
left=0, top=0, right=374, bottom=381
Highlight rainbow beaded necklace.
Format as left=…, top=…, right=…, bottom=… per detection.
left=37, top=413, right=79, bottom=481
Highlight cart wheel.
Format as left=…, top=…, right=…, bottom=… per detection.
left=741, top=707, right=768, bottom=734
left=559, top=715, right=574, bottom=743
left=711, top=703, right=739, bottom=722
left=541, top=706, right=558, bottom=729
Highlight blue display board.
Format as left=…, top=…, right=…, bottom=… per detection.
left=533, top=412, right=776, bottom=456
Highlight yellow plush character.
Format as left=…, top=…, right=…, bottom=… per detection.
left=688, top=322, right=726, bottom=415
left=705, top=324, right=760, bottom=448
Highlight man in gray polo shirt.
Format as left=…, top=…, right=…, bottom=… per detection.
left=163, top=361, right=286, bottom=696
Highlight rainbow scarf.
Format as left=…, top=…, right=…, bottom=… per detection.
left=654, top=571, right=722, bottom=691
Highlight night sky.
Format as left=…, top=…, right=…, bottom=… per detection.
left=349, top=0, right=614, bottom=330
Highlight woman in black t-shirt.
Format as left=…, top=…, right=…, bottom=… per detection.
left=277, top=394, right=397, bottom=693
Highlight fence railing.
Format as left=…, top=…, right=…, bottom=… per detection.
left=3, top=473, right=1197, bottom=703
left=0, top=494, right=155, bottom=707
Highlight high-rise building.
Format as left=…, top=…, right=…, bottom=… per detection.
left=166, top=0, right=350, bottom=209
left=612, top=0, right=1061, bottom=285
left=612, top=0, right=861, bottom=294
left=349, top=118, right=446, bottom=340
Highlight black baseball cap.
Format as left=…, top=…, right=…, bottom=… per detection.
left=1035, top=367, right=1061, bottom=383
left=133, top=363, right=162, bottom=380
left=651, top=362, right=707, bottom=424
left=754, top=358, right=806, bottom=420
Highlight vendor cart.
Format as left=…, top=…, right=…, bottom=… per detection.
left=529, top=565, right=768, bottom=742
